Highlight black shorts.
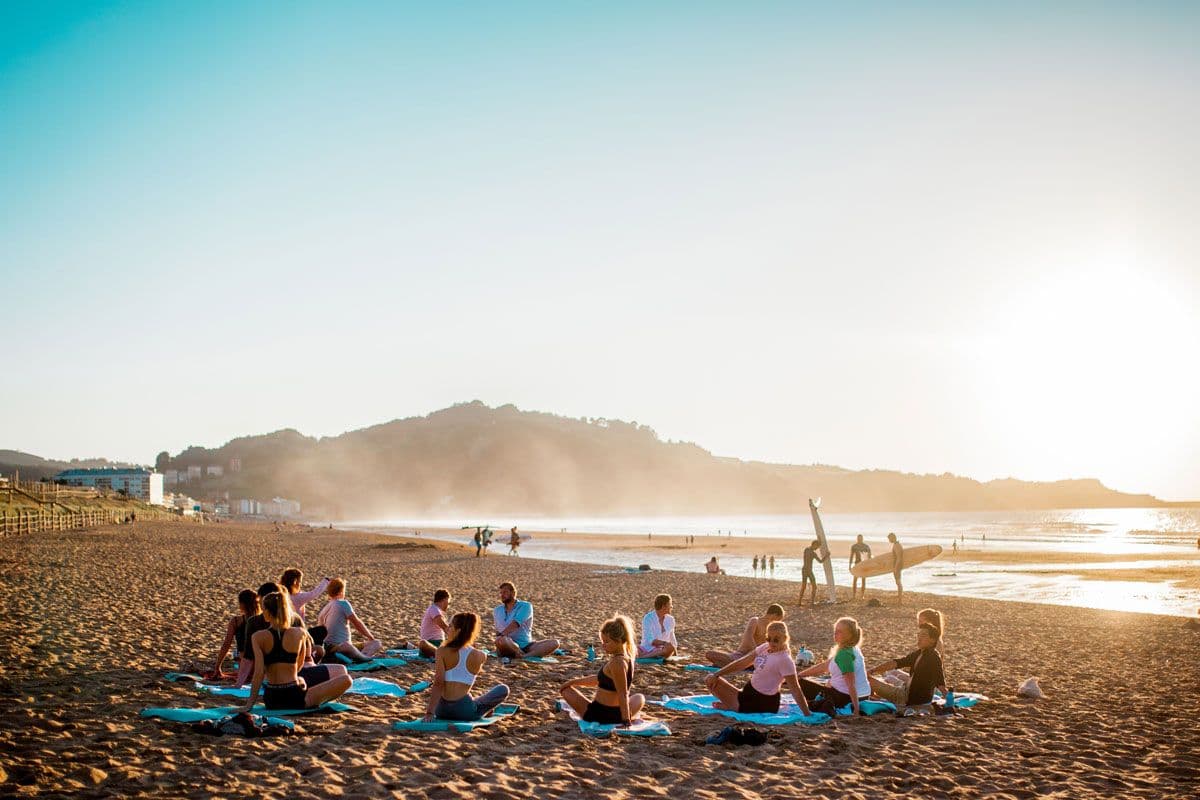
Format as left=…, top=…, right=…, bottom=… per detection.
left=298, top=665, right=332, bottom=685
left=582, top=701, right=624, bottom=725
left=737, top=683, right=781, bottom=714
left=263, top=682, right=307, bottom=710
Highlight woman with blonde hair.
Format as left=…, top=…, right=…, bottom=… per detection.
left=796, top=616, right=871, bottom=716
left=559, top=615, right=644, bottom=725
left=704, top=620, right=811, bottom=715
left=423, top=612, right=510, bottom=721
left=242, top=591, right=351, bottom=711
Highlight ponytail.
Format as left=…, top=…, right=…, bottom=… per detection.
left=445, top=612, right=480, bottom=650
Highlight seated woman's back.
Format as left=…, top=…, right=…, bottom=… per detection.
left=438, top=644, right=487, bottom=700
left=257, top=625, right=307, bottom=685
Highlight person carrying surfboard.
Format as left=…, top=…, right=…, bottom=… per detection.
left=798, top=540, right=826, bottom=607
left=888, top=532, right=904, bottom=605
left=849, top=535, right=872, bottom=600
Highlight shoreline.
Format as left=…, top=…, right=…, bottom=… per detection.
left=3, top=519, right=1198, bottom=799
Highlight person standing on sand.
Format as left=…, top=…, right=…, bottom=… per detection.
left=752, top=555, right=759, bottom=575
left=850, top=535, right=872, bottom=599
left=888, top=532, right=904, bottom=605
left=638, top=594, right=678, bottom=659
left=493, top=581, right=559, bottom=660
left=317, top=578, right=384, bottom=662
left=798, top=540, right=825, bottom=607
left=473, top=527, right=483, bottom=558
left=769, top=555, right=775, bottom=575
left=507, top=527, right=521, bottom=557
left=705, top=604, right=785, bottom=667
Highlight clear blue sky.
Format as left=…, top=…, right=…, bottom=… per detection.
left=2, top=1, right=1198, bottom=500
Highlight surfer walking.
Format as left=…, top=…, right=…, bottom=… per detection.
left=798, top=540, right=826, bottom=607
left=507, top=526, right=521, bottom=556
left=849, top=535, right=872, bottom=599
left=888, top=532, right=904, bottom=605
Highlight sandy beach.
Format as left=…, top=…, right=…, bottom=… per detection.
left=2, top=519, right=1199, bottom=799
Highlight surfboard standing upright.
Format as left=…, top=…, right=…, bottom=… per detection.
left=808, top=498, right=837, bottom=604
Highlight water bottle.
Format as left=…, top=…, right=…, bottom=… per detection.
left=943, top=687, right=956, bottom=715
left=587, top=644, right=596, bottom=662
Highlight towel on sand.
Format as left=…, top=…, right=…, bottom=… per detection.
left=141, top=702, right=355, bottom=723
left=392, top=704, right=520, bottom=733
left=193, top=676, right=410, bottom=699
left=556, top=701, right=671, bottom=738
left=660, top=695, right=829, bottom=726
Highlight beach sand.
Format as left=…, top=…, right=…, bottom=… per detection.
left=2, top=520, right=1199, bottom=798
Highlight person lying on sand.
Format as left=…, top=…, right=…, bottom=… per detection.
left=243, top=591, right=351, bottom=712
left=704, top=620, right=811, bottom=715
left=560, top=615, right=645, bottom=725
left=207, top=588, right=258, bottom=680
left=417, top=589, right=452, bottom=659
left=424, top=612, right=510, bottom=722
left=867, top=622, right=947, bottom=712
left=796, top=617, right=871, bottom=716
left=317, top=577, right=384, bottom=662
left=638, top=594, right=678, bottom=659
left=493, top=581, right=559, bottom=659
left=705, top=603, right=784, bottom=667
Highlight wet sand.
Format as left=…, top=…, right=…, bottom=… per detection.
left=2, top=520, right=1199, bottom=798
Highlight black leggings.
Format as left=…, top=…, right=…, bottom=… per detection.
left=799, top=678, right=852, bottom=710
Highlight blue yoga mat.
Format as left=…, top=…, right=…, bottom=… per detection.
left=835, top=699, right=897, bottom=716
left=343, top=657, right=409, bottom=672
left=557, top=702, right=671, bottom=737
left=192, top=677, right=408, bottom=699
left=141, top=701, right=356, bottom=723
left=635, top=656, right=686, bottom=666
left=661, top=695, right=830, bottom=726
left=386, top=649, right=434, bottom=663
left=392, top=704, right=520, bottom=733
left=683, top=664, right=720, bottom=673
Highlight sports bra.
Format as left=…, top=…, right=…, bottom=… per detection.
left=263, top=628, right=300, bottom=666
left=444, top=646, right=478, bottom=686
left=596, top=657, right=633, bottom=692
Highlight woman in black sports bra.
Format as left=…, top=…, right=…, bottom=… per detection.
left=243, top=592, right=352, bottom=712
left=559, top=615, right=645, bottom=725
left=206, top=588, right=258, bottom=680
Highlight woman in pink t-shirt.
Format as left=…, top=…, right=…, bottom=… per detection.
left=705, top=621, right=811, bottom=715
left=417, top=589, right=452, bottom=658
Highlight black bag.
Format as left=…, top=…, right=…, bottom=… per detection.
left=706, top=724, right=770, bottom=746
left=193, top=712, right=293, bottom=738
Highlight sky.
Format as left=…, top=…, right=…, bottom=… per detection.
left=2, top=1, right=1198, bottom=500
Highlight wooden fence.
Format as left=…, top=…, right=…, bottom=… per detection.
left=0, top=507, right=181, bottom=536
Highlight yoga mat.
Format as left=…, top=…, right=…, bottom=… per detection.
left=635, top=656, right=686, bottom=665
left=386, top=649, right=434, bottom=663
left=557, top=702, right=671, bottom=738
left=165, top=672, right=211, bottom=683
left=345, top=657, right=409, bottom=672
left=661, top=695, right=830, bottom=726
left=683, top=664, right=720, bottom=673
left=392, top=704, right=520, bottom=733
left=141, top=701, right=356, bottom=723
left=407, top=680, right=432, bottom=693
left=836, top=699, right=897, bottom=716
left=193, top=678, right=409, bottom=699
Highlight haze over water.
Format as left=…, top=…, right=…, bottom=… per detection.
left=356, top=507, right=1200, bottom=617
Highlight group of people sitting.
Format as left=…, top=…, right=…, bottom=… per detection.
left=702, top=603, right=949, bottom=717
left=208, top=567, right=948, bottom=725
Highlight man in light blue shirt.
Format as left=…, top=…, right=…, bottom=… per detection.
left=493, top=581, right=559, bottom=659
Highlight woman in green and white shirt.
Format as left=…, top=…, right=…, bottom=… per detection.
left=796, top=617, right=871, bottom=715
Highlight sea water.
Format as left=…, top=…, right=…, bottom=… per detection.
left=349, top=508, right=1200, bottom=617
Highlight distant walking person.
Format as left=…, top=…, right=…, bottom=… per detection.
left=752, top=555, right=759, bottom=575
left=888, top=532, right=904, bottom=605
left=798, top=540, right=825, bottom=607
left=849, top=535, right=872, bottom=599
left=473, top=527, right=484, bottom=558
left=507, top=527, right=521, bottom=557
left=769, top=555, right=775, bottom=576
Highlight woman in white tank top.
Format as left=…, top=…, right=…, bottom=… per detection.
left=424, top=612, right=511, bottom=722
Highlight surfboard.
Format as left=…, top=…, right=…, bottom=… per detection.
left=808, top=498, right=836, bottom=603
left=850, top=544, right=942, bottom=578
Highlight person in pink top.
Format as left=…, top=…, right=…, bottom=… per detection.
left=417, top=589, right=452, bottom=658
left=279, top=568, right=331, bottom=621
left=703, top=621, right=811, bottom=715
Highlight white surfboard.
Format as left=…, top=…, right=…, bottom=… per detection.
left=808, top=498, right=836, bottom=604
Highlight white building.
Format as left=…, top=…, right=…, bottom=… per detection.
left=206, top=465, right=224, bottom=477
left=163, top=469, right=179, bottom=486
left=56, top=468, right=165, bottom=505
left=186, top=465, right=203, bottom=481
